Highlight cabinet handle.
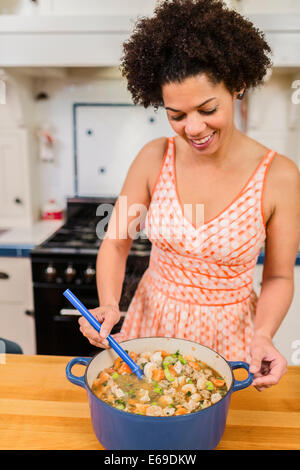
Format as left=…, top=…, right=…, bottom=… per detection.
left=25, top=310, right=34, bottom=317
left=0, top=272, right=9, bottom=279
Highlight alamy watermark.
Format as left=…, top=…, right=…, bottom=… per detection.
left=0, top=79, right=6, bottom=104
left=95, top=196, right=209, bottom=245
left=291, top=80, right=300, bottom=105
left=0, top=339, right=6, bottom=364
left=291, top=339, right=300, bottom=365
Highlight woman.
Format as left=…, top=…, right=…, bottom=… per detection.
left=79, top=0, right=300, bottom=391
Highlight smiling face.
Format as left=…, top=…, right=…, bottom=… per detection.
left=162, top=74, right=240, bottom=156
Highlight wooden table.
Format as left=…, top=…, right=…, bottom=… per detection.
left=0, top=355, right=299, bottom=450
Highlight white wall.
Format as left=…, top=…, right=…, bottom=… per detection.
left=234, top=0, right=300, bottom=14
left=33, top=69, right=140, bottom=209
left=2, top=66, right=299, bottom=214
left=247, top=69, right=300, bottom=166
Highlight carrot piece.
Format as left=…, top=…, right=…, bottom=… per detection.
left=134, top=403, right=150, bottom=414
left=188, top=361, right=201, bottom=371
left=175, top=407, right=188, bottom=415
left=184, top=354, right=194, bottom=361
left=105, top=368, right=115, bottom=374
left=169, top=365, right=177, bottom=376
left=161, top=350, right=169, bottom=358
left=152, top=368, right=165, bottom=382
left=129, top=351, right=138, bottom=361
left=114, top=357, right=122, bottom=370
left=128, top=398, right=137, bottom=405
left=118, top=362, right=132, bottom=374
left=97, top=371, right=110, bottom=384
left=211, top=377, right=225, bottom=388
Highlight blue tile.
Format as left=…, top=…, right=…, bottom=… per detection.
left=0, top=245, right=34, bottom=257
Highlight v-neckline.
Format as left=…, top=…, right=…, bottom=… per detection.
left=171, top=137, right=271, bottom=231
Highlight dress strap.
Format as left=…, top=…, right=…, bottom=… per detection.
left=260, top=149, right=277, bottom=227
left=150, top=137, right=173, bottom=199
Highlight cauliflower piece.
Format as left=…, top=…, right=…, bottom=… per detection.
left=139, top=389, right=151, bottom=403
left=146, top=405, right=163, bottom=417
left=190, top=393, right=202, bottom=403
left=211, top=392, right=222, bottom=404
left=143, top=362, right=156, bottom=380
left=201, top=400, right=211, bottom=409
left=182, top=383, right=196, bottom=394
left=200, top=390, right=211, bottom=400
left=163, top=407, right=175, bottom=416
left=196, top=377, right=207, bottom=391
left=183, top=400, right=198, bottom=412
left=150, top=351, right=162, bottom=365
left=174, top=360, right=183, bottom=375
left=182, top=364, right=193, bottom=375
left=164, top=387, right=176, bottom=395
left=203, top=368, right=213, bottom=377
left=110, top=384, right=125, bottom=399
left=158, top=394, right=173, bottom=408
left=177, top=375, right=186, bottom=386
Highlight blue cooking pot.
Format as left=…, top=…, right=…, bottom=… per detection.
left=66, top=337, right=253, bottom=450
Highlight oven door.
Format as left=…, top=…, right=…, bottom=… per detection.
left=33, top=285, right=124, bottom=356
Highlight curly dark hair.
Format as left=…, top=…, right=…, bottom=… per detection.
left=120, top=0, right=272, bottom=108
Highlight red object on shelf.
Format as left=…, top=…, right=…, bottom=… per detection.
left=42, top=199, right=63, bottom=220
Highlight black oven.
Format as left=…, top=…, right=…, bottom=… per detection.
left=30, top=198, right=150, bottom=356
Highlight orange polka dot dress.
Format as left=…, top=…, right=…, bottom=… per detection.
left=121, top=137, right=276, bottom=362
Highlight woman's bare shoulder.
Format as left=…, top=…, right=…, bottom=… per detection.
left=265, top=152, right=300, bottom=217
left=132, top=136, right=169, bottom=195
left=268, top=152, right=300, bottom=185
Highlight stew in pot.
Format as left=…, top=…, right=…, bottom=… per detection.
left=92, top=349, right=228, bottom=416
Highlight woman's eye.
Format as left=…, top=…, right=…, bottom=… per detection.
left=170, top=115, right=184, bottom=121
left=200, top=108, right=217, bottom=115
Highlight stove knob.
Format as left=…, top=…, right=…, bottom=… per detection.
left=84, top=265, right=95, bottom=282
left=64, top=265, right=76, bottom=282
left=45, top=264, right=57, bottom=282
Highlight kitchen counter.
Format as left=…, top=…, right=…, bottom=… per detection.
left=0, top=220, right=64, bottom=257
left=0, top=355, right=299, bottom=450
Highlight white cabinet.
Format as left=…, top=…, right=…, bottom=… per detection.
left=253, top=263, right=300, bottom=365
left=0, top=257, right=35, bottom=355
left=0, top=16, right=132, bottom=67
left=38, top=0, right=158, bottom=15
left=0, top=129, right=38, bottom=227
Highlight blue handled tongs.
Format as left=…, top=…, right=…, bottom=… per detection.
left=63, top=289, right=144, bottom=379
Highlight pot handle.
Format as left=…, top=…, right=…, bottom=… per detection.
left=66, top=357, right=91, bottom=388
left=228, top=361, right=253, bottom=392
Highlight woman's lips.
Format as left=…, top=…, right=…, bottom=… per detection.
left=188, top=131, right=216, bottom=150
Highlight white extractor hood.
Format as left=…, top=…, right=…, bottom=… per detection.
left=0, top=15, right=134, bottom=67
left=247, top=13, right=300, bottom=67
left=0, top=12, right=300, bottom=67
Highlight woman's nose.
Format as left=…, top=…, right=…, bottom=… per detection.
left=185, top=114, right=206, bottom=136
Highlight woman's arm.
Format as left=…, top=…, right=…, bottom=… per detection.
left=97, top=137, right=167, bottom=308
left=250, top=156, right=300, bottom=390
left=78, top=137, right=167, bottom=347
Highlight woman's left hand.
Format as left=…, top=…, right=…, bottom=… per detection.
left=249, top=334, right=288, bottom=391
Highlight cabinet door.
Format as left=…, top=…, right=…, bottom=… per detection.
left=0, top=258, right=35, bottom=355
left=0, top=130, right=29, bottom=222
left=0, top=303, right=35, bottom=355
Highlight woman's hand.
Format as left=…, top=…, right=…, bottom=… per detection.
left=78, top=305, right=125, bottom=349
left=249, top=333, right=288, bottom=391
